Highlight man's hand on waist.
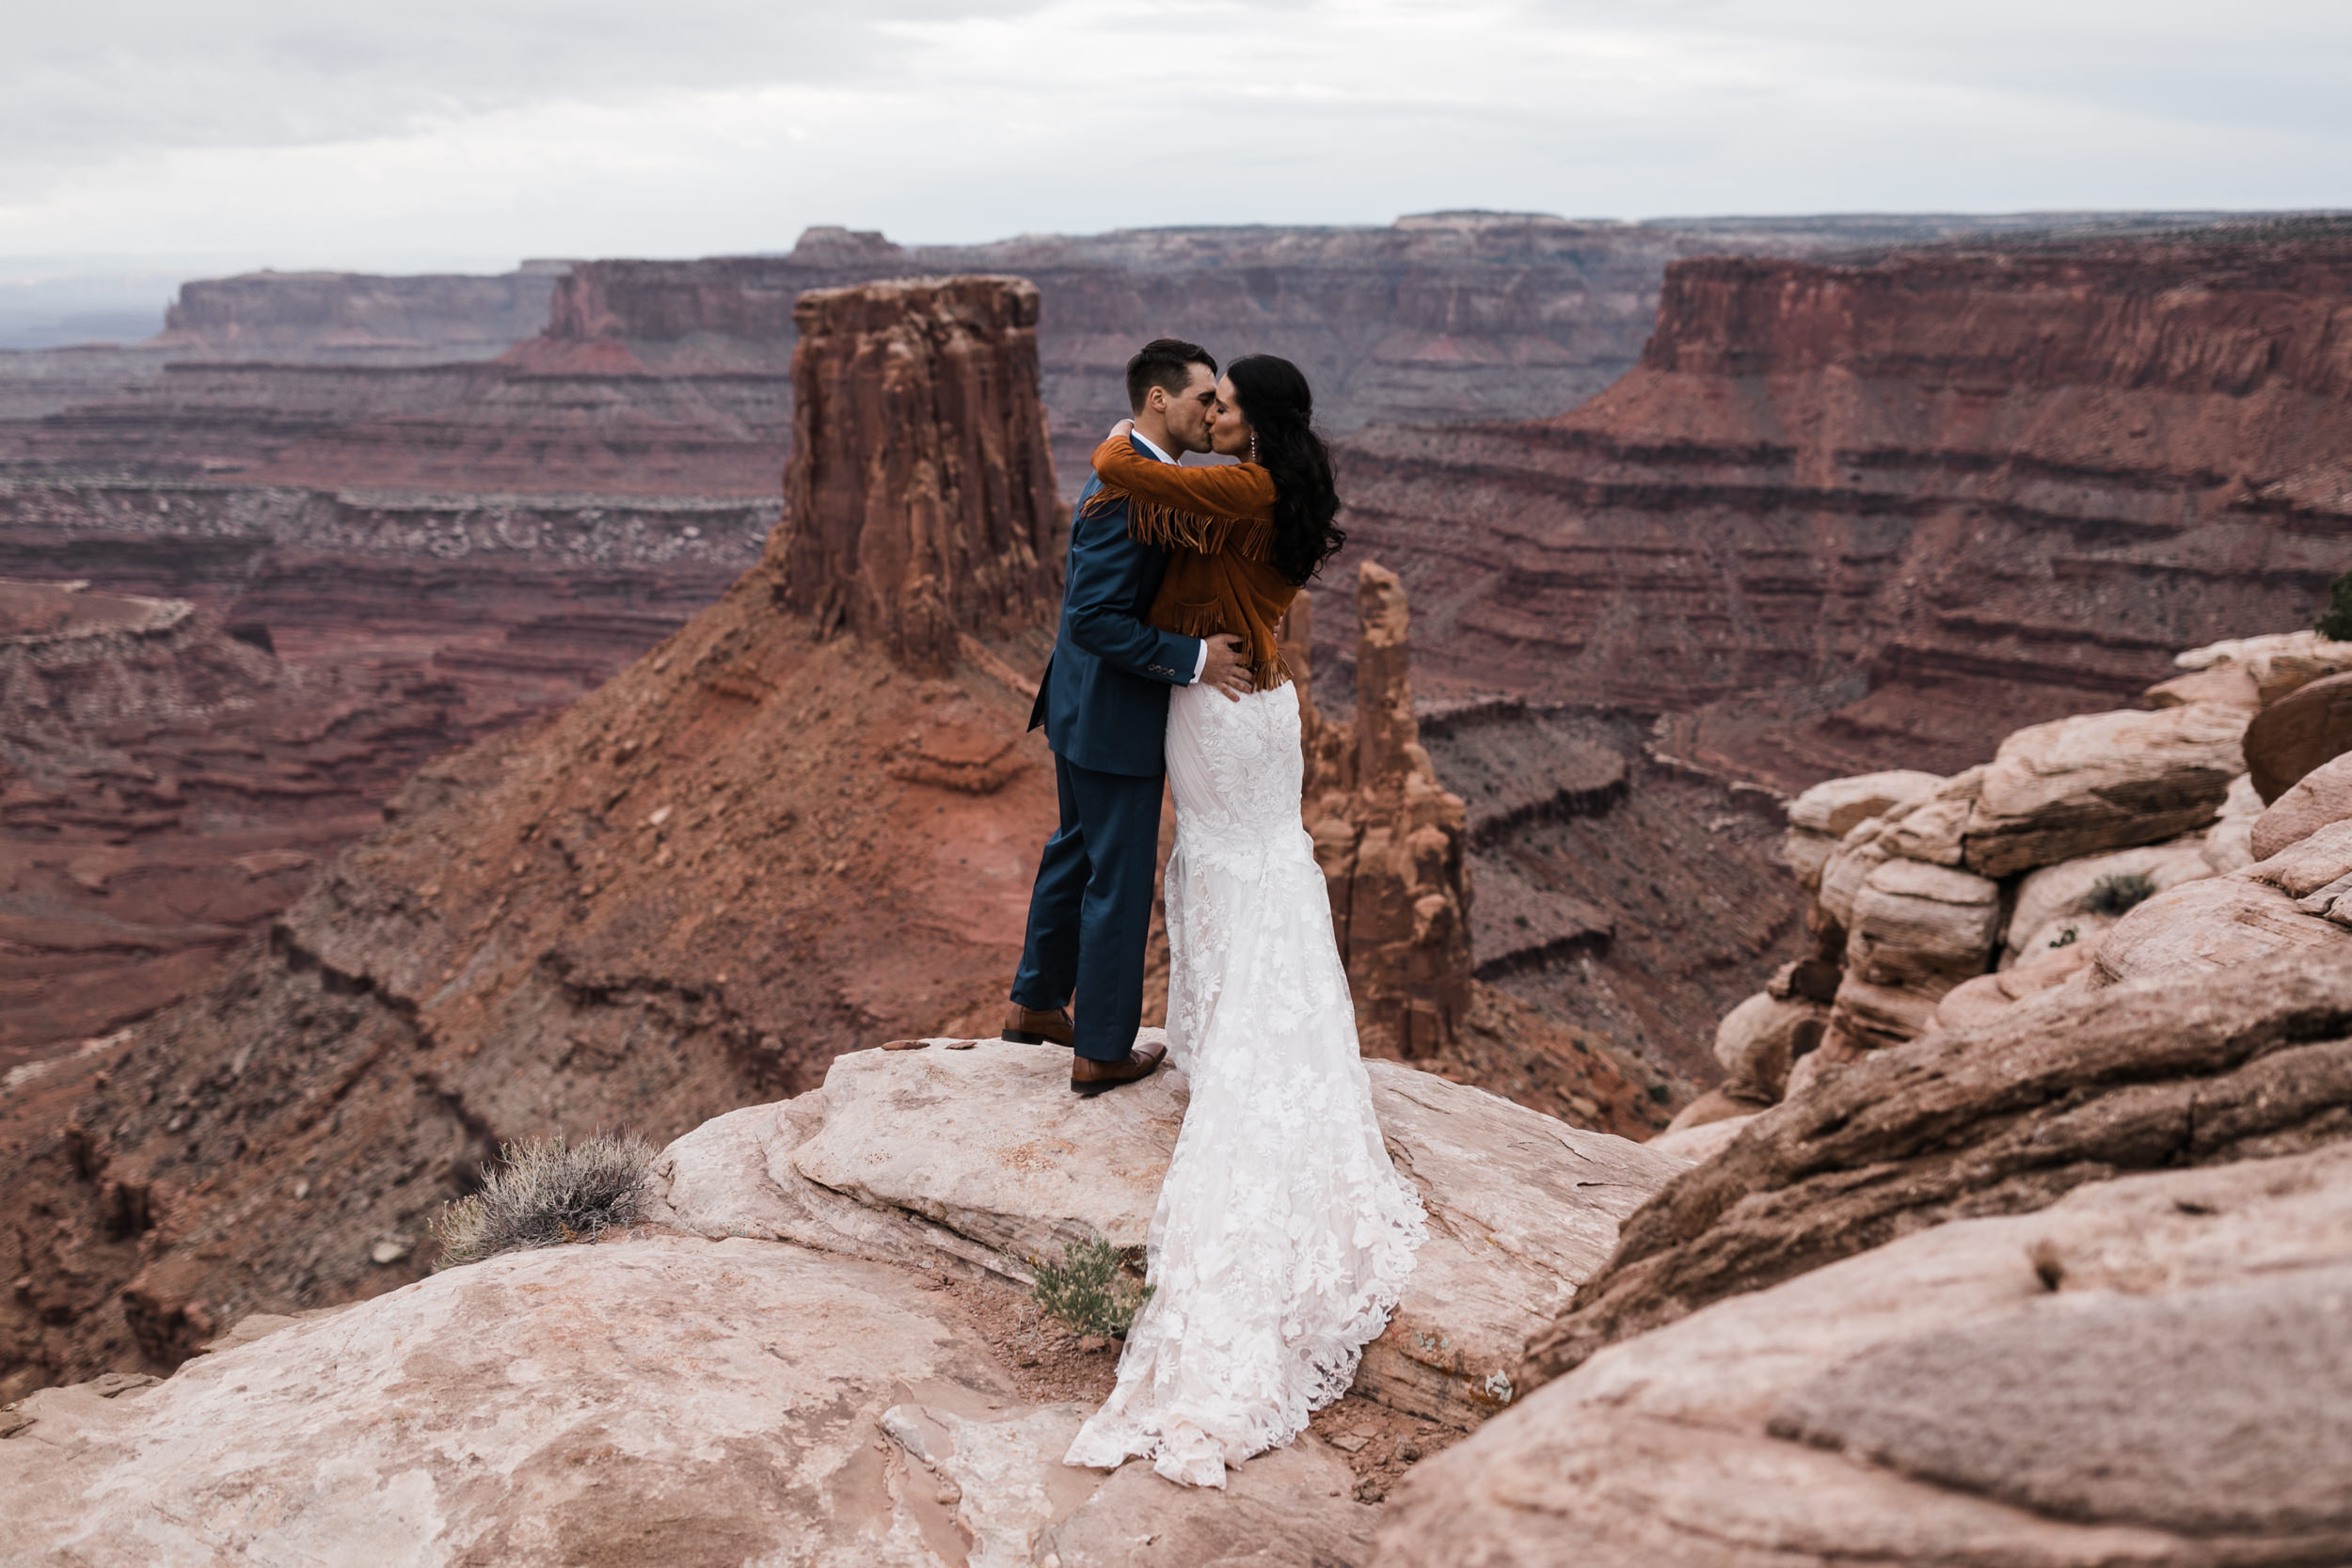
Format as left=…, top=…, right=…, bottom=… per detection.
left=1198, top=634, right=1251, bottom=702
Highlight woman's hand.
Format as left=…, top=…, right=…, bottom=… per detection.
left=1105, top=418, right=1135, bottom=440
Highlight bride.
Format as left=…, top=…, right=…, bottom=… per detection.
left=1061, top=355, right=1426, bottom=1490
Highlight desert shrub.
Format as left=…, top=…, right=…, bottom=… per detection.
left=2315, top=569, right=2352, bottom=642
left=1032, top=1238, right=1152, bottom=1338
left=431, top=1131, right=655, bottom=1269
left=2085, top=872, right=2157, bottom=918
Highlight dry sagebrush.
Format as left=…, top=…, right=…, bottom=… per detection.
left=431, top=1131, right=656, bottom=1268
left=1032, top=1238, right=1152, bottom=1338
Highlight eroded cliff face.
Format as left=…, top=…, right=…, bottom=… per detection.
left=0, top=277, right=1074, bottom=1396
left=0, top=580, right=465, bottom=1070
left=1334, top=220, right=2352, bottom=791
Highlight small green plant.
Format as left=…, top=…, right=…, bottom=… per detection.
left=2315, top=568, right=2352, bottom=642
left=1032, top=1238, right=1152, bottom=1338
left=2047, top=925, right=2079, bottom=948
left=430, top=1131, right=655, bottom=1269
left=2085, top=873, right=2157, bottom=918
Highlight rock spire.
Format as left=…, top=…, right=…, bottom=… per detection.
left=773, top=276, right=1061, bottom=675
left=1291, top=562, right=1475, bottom=1057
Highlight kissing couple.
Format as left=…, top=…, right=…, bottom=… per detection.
left=1004, top=340, right=1426, bottom=1488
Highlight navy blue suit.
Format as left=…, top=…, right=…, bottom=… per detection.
left=1013, top=436, right=1204, bottom=1061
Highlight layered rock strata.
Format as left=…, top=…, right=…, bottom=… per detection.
left=151, top=264, right=570, bottom=364
left=778, top=278, right=1059, bottom=673
left=0, top=579, right=464, bottom=1067
left=1331, top=220, right=2352, bottom=789
left=1408, top=699, right=1807, bottom=1085
left=1539, top=955, right=2352, bottom=1381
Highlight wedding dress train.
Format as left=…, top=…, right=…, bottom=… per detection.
left=1064, top=678, right=1426, bottom=1489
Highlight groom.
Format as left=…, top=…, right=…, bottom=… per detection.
left=1007, top=338, right=1251, bottom=1093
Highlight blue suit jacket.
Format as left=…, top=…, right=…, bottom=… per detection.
left=1027, top=436, right=1203, bottom=777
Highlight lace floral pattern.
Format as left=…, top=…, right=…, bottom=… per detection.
left=1064, top=680, right=1426, bottom=1488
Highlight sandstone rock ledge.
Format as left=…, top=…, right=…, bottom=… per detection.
left=0, top=1048, right=1678, bottom=1565
left=1375, top=1141, right=2352, bottom=1568
left=647, top=1037, right=1688, bottom=1425
left=0, top=1233, right=1375, bottom=1567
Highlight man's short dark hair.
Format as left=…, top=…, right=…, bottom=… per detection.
left=1125, top=339, right=1217, bottom=415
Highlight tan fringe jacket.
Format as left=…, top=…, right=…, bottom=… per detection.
left=1086, top=435, right=1295, bottom=690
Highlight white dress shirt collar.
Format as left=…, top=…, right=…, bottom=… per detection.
left=1129, top=428, right=1176, bottom=465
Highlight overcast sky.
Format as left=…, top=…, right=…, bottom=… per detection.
left=4, top=0, right=2348, bottom=275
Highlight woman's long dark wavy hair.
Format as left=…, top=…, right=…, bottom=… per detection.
left=1229, top=355, right=1343, bottom=586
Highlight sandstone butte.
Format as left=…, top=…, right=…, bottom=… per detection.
left=0, top=276, right=1655, bottom=1407
left=1335, top=216, right=2352, bottom=794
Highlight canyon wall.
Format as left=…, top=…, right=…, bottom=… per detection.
left=1332, top=219, right=2352, bottom=793
left=151, top=264, right=572, bottom=364
left=0, top=580, right=464, bottom=1069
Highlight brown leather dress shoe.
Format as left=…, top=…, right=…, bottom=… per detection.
left=1002, top=1003, right=1075, bottom=1048
left=1070, top=1037, right=1168, bottom=1097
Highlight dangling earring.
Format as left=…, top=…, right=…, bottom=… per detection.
left=1248, top=431, right=1258, bottom=464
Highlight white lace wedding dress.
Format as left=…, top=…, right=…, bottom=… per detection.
left=1063, top=677, right=1426, bottom=1489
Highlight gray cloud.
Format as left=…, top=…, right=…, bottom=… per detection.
left=1, top=0, right=2345, bottom=267
left=2, top=1, right=1036, bottom=178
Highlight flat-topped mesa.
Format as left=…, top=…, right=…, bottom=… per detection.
left=771, top=277, right=1061, bottom=676
left=1293, top=562, right=1474, bottom=1057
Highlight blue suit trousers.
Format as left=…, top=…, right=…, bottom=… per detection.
left=1010, top=752, right=1162, bottom=1062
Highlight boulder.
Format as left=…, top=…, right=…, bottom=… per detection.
left=1822, top=973, right=1941, bottom=1051
left=1786, top=770, right=1947, bottom=839
left=652, top=1040, right=1687, bottom=1428
left=1961, top=703, right=2248, bottom=878
left=1528, top=954, right=2352, bottom=1382
left=1708, top=990, right=1827, bottom=1104
left=2174, top=627, right=2352, bottom=705
left=2142, top=664, right=2262, bottom=709
left=1659, top=1087, right=1759, bottom=1134
left=1845, top=859, right=2003, bottom=991
left=1783, top=771, right=1942, bottom=890
left=2251, top=751, right=2352, bottom=861
left=1645, top=1114, right=1756, bottom=1164
left=2246, top=669, right=2352, bottom=803
left=1034, top=1415, right=1376, bottom=1565
left=2000, top=836, right=2215, bottom=965
left=2094, top=819, right=2352, bottom=987
left=2202, top=771, right=2266, bottom=873
left=1814, top=769, right=1985, bottom=929
left=1827, top=858, right=2003, bottom=1048
left=1781, top=1027, right=1868, bottom=1101
left=1375, top=1143, right=2352, bottom=1568
left=1931, top=936, right=2096, bottom=1031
